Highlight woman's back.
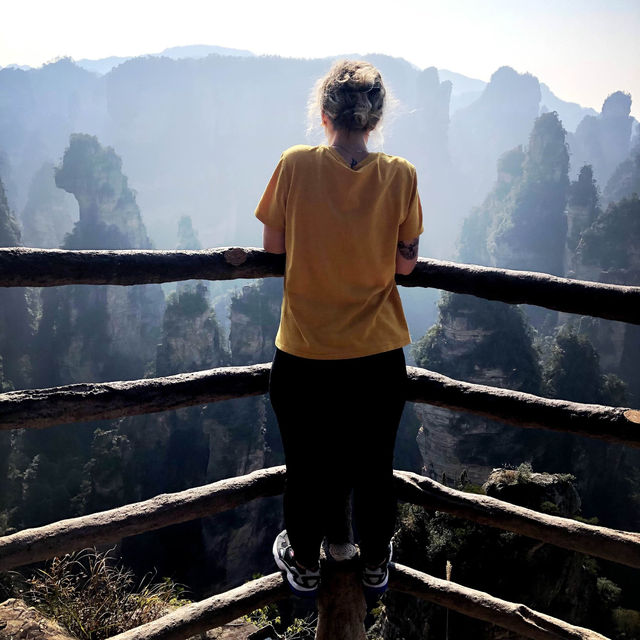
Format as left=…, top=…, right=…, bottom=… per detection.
left=255, top=144, right=422, bottom=359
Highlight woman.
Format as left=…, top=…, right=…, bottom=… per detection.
left=255, top=60, right=423, bottom=599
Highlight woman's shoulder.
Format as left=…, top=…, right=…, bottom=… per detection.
left=376, top=152, right=416, bottom=173
left=281, top=144, right=322, bottom=161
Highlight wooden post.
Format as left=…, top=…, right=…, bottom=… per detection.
left=316, top=557, right=367, bottom=640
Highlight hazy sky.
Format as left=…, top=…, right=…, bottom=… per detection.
left=2, top=0, right=639, bottom=119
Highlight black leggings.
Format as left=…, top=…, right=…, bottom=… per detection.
left=269, top=347, right=407, bottom=567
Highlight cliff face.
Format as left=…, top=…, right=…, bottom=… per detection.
left=34, top=134, right=164, bottom=386
left=489, top=111, right=569, bottom=279
left=602, top=142, right=640, bottom=205
left=20, top=162, right=76, bottom=248
left=0, top=177, right=32, bottom=393
left=571, top=92, right=634, bottom=187
left=564, top=165, right=600, bottom=278
left=413, top=293, right=543, bottom=486
left=5, top=135, right=164, bottom=534
left=0, top=177, right=33, bottom=529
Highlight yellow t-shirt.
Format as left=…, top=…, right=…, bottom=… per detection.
left=255, top=144, right=423, bottom=360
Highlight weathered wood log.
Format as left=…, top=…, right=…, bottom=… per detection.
left=0, top=247, right=285, bottom=286
left=1, top=248, right=638, bottom=324
left=0, top=364, right=270, bottom=431
left=393, top=470, right=640, bottom=569
left=108, top=572, right=289, bottom=640
left=407, top=366, right=640, bottom=448
left=316, top=557, right=367, bottom=640
left=398, top=257, right=640, bottom=325
left=2, top=365, right=639, bottom=452
left=391, top=563, right=609, bottom=640
left=0, top=466, right=285, bottom=571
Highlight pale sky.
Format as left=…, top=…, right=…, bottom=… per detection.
left=2, top=0, right=639, bottom=119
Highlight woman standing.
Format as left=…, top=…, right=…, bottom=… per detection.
left=255, top=60, right=423, bottom=599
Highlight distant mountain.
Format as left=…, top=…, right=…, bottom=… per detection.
left=438, top=69, right=486, bottom=95
left=1, top=45, right=255, bottom=76
left=540, top=83, right=597, bottom=132
left=438, top=68, right=596, bottom=130
left=159, top=44, right=254, bottom=59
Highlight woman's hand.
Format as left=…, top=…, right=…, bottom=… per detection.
left=263, top=225, right=286, bottom=254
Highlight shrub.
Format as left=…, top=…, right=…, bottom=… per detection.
left=20, top=548, right=188, bottom=639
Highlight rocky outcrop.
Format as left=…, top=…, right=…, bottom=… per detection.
left=602, top=141, right=640, bottom=206
left=570, top=91, right=635, bottom=187
left=5, top=136, right=164, bottom=535
left=483, top=467, right=581, bottom=516
left=413, top=293, right=543, bottom=486
left=450, top=66, right=541, bottom=207
left=56, top=134, right=152, bottom=250
left=0, top=599, right=75, bottom=640
left=381, top=470, right=618, bottom=640
left=0, top=177, right=32, bottom=392
left=20, top=163, right=76, bottom=248
left=564, top=165, right=600, bottom=278
left=33, top=134, right=164, bottom=387
left=229, top=279, right=282, bottom=366
left=489, top=111, right=569, bottom=280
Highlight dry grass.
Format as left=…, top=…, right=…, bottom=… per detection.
left=18, top=548, right=188, bottom=640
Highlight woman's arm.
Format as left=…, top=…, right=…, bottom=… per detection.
left=396, top=237, right=419, bottom=275
left=263, top=224, right=286, bottom=254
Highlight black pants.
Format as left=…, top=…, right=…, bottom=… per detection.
left=269, top=347, right=407, bottom=567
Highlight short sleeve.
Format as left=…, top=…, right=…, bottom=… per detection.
left=398, top=168, right=424, bottom=242
left=255, top=154, right=289, bottom=231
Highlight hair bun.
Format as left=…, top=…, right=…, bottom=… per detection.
left=315, top=60, right=386, bottom=132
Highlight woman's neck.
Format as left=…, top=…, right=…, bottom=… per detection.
left=327, top=130, right=370, bottom=167
left=326, top=129, right=369, bottom=153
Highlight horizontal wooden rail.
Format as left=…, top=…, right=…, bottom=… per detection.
left=394, top=470, right=640, bottom=569
left=2, top=464, right=638, bottom=573
left=2, top=364, right=638, bottom=450
left=109, top=572, right=288, bottom=640
left=0, top=466, right=285, bottom=571
left=0, top=247, right=285, bottom=286
left=407, top=367, right=640, bottom=448
left=391, top=563, right=609, bottom=640
left=1, top=247, right=638, bottom=324
left=0, top=364, right=270, bottom=431
left=398, top=258, right=640, bottom=325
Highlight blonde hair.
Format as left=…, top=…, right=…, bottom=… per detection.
left=308, top=60, right=386, bottom=135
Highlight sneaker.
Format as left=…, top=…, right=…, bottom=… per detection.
left=361, top=542, right=393, bottom=597
left=272, top=530, right=320, bottom=598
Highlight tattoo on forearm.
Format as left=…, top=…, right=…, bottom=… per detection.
left=398, top=237, right=419, bottom=260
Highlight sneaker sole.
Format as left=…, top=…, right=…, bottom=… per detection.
left=272, top=536, right=318, bottom=598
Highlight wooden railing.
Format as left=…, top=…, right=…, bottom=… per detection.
left=1, top=246, right=639, bottom=640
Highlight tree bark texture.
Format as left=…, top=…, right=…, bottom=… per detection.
left=398, top=257, right=639, bottom=325
left=107, top=573, right=289, bottom=640
left=0, top=466, right=285, bottom=571
left=316, top=558, right=367, bottom=640
left=2, top=365, right=638, bottom=452
left=390, top=563, right=610, bottom=640
left=2, top=463, right=637, bottom=575
left=406, top=366, right=640, bottom=448
left=0, top=364, right=270, bottom=431
left=393, top=470, right=640, bottom=569
left=0, top=247, right=285, bottom=286
left=1, top=248, right=637, bottom=324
